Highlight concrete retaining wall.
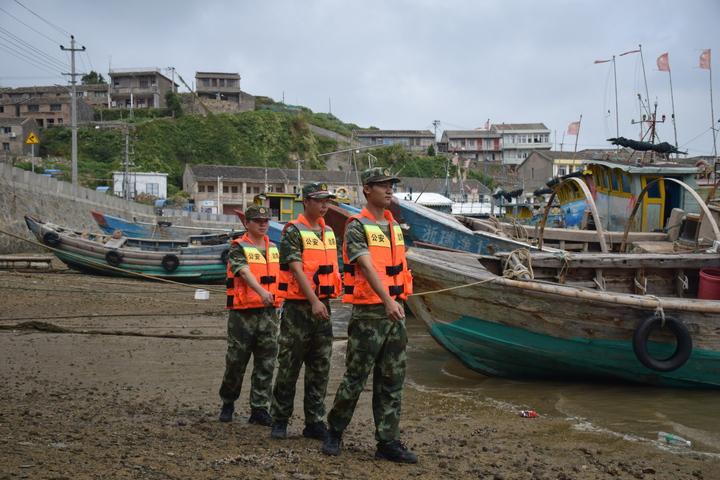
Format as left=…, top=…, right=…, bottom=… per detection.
left=0, top=163, right=240, bottom=253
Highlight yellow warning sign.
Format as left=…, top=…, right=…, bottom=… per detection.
left=25, top=133, right=40, bottom=144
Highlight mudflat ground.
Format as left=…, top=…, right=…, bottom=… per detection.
left=0, top=267, right=716, bottom=479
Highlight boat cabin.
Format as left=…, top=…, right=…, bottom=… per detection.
left=553, top=160, right=700, bottom=232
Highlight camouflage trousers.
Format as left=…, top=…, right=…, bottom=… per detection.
left=270, top=299, right=333, bottom=425
left=326, top=303, right=408, bottom=443
left=219, top=307, right=279, bottom=410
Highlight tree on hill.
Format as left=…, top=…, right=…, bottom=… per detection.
left=81, top=70, right=106, bottom=85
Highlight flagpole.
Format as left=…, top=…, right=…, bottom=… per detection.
left=710, top=60, right=718, bottom=164
left=573, top=115, right=582, bottom=155
left=667, top=66, right=679, bottom=157
left=613, top=55, right=619, bottom=150
left=638, top=44, right=651, bottom=116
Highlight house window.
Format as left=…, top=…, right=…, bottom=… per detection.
left=114, top=80, right=120, bottom=87
left=246, top=185, right=252, bottom=193
left=531, top=167, right=535, bottom=179
left=46, top=119, right=54, bottom=126
left=223, top=186, right=229, bottom=193
left=146, top=183, right=159, bottom=196
left=231, top=186, right=238, bottom=193
left=139, top=80, right=149, bottom=89
left=57, top=119, right=63, bottom=125
left=2, top=143, right=9, bottom=151
left=50, top=104, right=61, bottom=112
left=2, top=127, right=10, bottom=134
left=207, top=185, right=214, bottom=193
left=253, top=186, right=260, bottom=193
left=199, top=185, right=206, bottom=192
left=0, top=106, right=4, bottom=113
left=28, top=105, right=39, bottom=112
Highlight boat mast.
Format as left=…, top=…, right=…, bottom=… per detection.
left=613, top=55, right=620, bottom=150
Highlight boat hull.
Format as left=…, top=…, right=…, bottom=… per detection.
left=406, top=249, right=720, bottom=388
left=26, top=216, right=227, bottom=282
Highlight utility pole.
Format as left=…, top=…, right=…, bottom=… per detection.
left=168, top=67, right=176, bottom=93
left=61, top=35, right=85, bottom=189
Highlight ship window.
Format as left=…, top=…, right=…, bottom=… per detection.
left=646, top=179, right=662, bottom=199
left=610, top=169, right=620, bottom=191
left=622, top=172, right=632, bottom=193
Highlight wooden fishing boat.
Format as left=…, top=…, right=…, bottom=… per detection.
left=405, top=248, right=720, bottom=388
left=25, top=216, right=230, bottom=282
left=91, top=210, right=240, bottom=240
left=390, top=198, right=544, bottom=254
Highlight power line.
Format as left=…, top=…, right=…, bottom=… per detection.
left=0, top=26, right=68, bottom=70
left=0, top=37, right=66, bottom=73
left=0, top=42, right=61, bottom=77
left=0, top=5, right=63, bottom=45
left=13, top=0, right=70, bottom=37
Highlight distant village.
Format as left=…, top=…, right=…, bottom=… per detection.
left=1, top=67, right=711, bottom=217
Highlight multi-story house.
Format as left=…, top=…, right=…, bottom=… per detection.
left=108, top=68, right=177, bottom=109
left=0, top=86, right=93, bottom=128
left=193, top=72, right=255, bottom=113
left=493, top=123, right=551, bottom=166
left=0, top=117, right=40, bottom=158
left=353, top=130, right=435, bottom=152
left=439, top=129, right=502, bottom=163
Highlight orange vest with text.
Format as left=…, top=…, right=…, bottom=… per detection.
left=278, top=214, right=342, bottom=300
left=226, top=233, right=282, bottom=310
left=342, top=208, right=413, bottom=305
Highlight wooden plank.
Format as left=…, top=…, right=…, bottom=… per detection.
left=494, top=252, right=720, bottom=270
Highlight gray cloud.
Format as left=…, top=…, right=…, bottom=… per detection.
left=2, top=0, right=718, bottom=155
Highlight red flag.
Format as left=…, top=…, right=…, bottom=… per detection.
left=700, top=49, right=711, bottom=70
left=657, top=52, right=670, bottom=72
left=619, top=49, right=641, bottom=56
left=594, top=58, right=612, bottom=64
left=567, top=121, right=580, bottom=135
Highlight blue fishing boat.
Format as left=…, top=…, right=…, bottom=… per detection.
left=390, top=198, right=543, bottom=254
left=91, top=210, right=242, bottom=240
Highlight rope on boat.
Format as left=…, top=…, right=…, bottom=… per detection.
left=0, top=227, right=227, bottom=294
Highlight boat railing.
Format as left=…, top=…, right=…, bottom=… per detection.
left=619, top=177, right=720, bottom=253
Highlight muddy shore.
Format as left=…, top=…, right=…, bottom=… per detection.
left=0, top=266, right=716, bottom=479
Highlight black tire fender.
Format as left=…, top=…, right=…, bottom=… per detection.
left=161, top=254, right=180, bottom=272
left=632, top=315, right=692, bottom=372
left=42, top=231, right=61, bottom=247
left=105, top=250, right=123, bottom=267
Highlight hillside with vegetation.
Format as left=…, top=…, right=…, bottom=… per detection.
left=32, top=95, right=493, bottom=196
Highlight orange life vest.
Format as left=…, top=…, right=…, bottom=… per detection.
left=278, top=214, right=342, bottom=300
left=342, top=208, right=413, bottom=305
left=226, top=233, right=282, bottom=310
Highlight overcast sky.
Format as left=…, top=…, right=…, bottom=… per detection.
left=1, top=0, right=719, bottom=156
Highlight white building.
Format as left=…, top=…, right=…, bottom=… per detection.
left=493, top=123, right=551, bottom=166
left=112, top=171, right=168, bottom=199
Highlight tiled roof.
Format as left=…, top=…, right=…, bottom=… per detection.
left=353, top=129, right=434, bottom=138
left=492, top=123, right=549, bottom=131
left=442, top=130, right=500, bottom=139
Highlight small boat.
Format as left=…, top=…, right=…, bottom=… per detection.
left=390, top=198, right=544, bottom=254
left=405, top=248, right=720, bottom=388
left=26, top=216, right=230, bottom=282
left=91, top=210, right=241, bottom=240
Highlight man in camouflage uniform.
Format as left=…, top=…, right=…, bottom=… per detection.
left=269, top=182, right=339, bottom=440
left=322, top=167, right=417, bottom=464
left=218, top=204, right=280, bottom=426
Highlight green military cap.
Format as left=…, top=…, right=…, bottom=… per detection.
left=302, top=182, right=336, bottom=199
left=245, top=204, right=270, bottom=220
left=361, top=167, right=401, bottom=185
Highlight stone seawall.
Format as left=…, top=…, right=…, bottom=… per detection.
left=0, top=163, right=238, bottom=253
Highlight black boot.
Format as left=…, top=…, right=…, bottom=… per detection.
left=248, top=408, right=272, bottom=426
left=218, top=402, right=234, bottom=423
left=321, top=430, right=342, bottom=456
left=270, top=421, right=288, bottom=439
left=375, top=440, right=418, bottom=464
left=302, top=421, right=328, bottom=440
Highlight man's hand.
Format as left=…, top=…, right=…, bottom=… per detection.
left=311, top=299, right=330, bottom=320
left=384, top=299, right=405, bottom=322
left=260, top=290, right=275, bottom=307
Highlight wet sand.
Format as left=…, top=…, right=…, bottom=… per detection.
left=0, top=267, right=717, bottom=479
